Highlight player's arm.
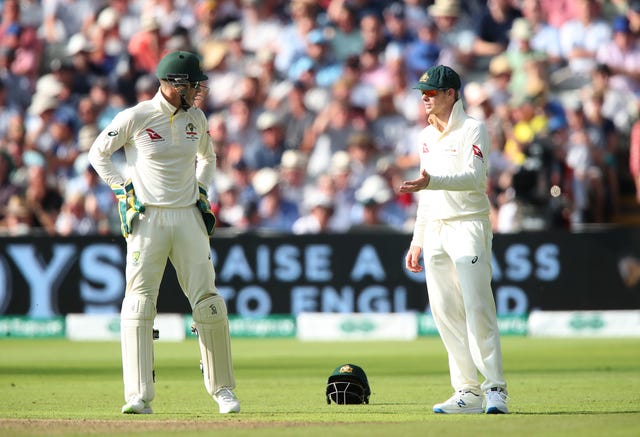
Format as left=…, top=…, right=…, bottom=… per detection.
left=88, top=111, right=132, bottom=187
left=196, top=113, right=216, bottom=188
left=195, top=113, right=217, bottom=235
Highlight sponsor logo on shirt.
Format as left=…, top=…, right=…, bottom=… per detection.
left=145, top=129, right=164, bottom=141
left=472, top=145, right=483, bottom=160
left=185, top=122, right=199, bottom=141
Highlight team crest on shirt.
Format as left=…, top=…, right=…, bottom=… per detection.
left=131, top=251, right=141, bottom=265
left=472, top=145, right=484, bottom=160
left=422, top=142, right=429, bottom=153
left=185, top=122, right=199, bottom=141
left=145, top=128, right=164, bottom=141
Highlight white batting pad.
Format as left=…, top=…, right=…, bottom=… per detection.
left=192, top=295, right=235, bottom=396
left=121, top=294, right=156, bottom=404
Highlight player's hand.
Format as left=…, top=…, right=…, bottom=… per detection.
left=111, top=179, right=144, bottom=238
left=399, top=169, right=430, bottom=193
left=405, top=245, right=423, bottom=273
left=196, top=183, right=217, bottom=236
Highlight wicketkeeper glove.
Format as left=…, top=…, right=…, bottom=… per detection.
left=111, top=179, right=145, bottom=238
left=196, top=182, right=216, bottom=235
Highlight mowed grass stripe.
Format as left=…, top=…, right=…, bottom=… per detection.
left=0, top=337, right=639, bottom=436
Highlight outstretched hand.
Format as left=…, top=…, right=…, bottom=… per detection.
left=399, top=169, right=430, bottom=193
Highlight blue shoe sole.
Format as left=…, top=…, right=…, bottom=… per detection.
left=486, top=407, right=508, bottom=414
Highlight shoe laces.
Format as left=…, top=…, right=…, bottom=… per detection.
left=486, top=388, right=509, bottom=403
left=448, top=390, right=478, bottom=402
left=215, top=388, right=237, bottom=402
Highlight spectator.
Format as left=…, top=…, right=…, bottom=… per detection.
left=66, top=152, right=115, bottom=223
left=0, top=151, right=20, bottom=220
left=518, top=0, right=563, bottom=73
left=564, top=101, right=605, bottom=225
left=0, top=78, right=21, bottom=139
left=581, top=88, right=621, bottom=218
left=346, top=132, right=380, bottom=188
left=0, top=45, right=32, bottom=110
left=54, top=190, right=100, bottom=236
left=596, top=15, right=640, bottom=96
left=292, top=193, right=336, bottom=234
left=273, top=0, right=317, bottom=76
left=325, top=151, right=356, bottom=232
left=404, top=18, right=441, bottom=84
left=213, top=172, right=245, bottom=228
left=127, top=15, right=165, bottom=74
left=429, top=0, right=476, bottom=76
left=226, top=98, right=261, bottom=156
left=370, top=87, right=410, bottom=153
left=554, top=0, right=612, bottom=90
left=359, top=11, right=388, bottom=55
left=327, top=1, right=363, bottom=63
left=251, top=167, right=299, bottom=232
left=65, top=33, right=99, bottom=95
left=627, top=0, right=640, bottom=35
left=382, top=2, right=416, bottom=52
left=0, top=194, right=33, bottom=236
left=472, top=0, right=522, bottom=67
left=23, top=162, right=63, bottom=235
left=280, top=81, right=316, bottom=151
left=289, top=28, right=343, bottom=89
left=350, top=173, right=405, bottom=232
left=244, top=110, right=287, bottom=171
left=229, top=158, right=258, bottom=208
left=504, top=18, right=548, bottom=105
left=307, top=99, right=358, bottom=178
left=240, top=0, right=282, bottom=55
left=278, top=149, right=308, bottom=206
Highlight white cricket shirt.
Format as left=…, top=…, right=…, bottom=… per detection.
left=88, top=91, right=216, bottom=207
left=410, top=99, right=491, bottom=248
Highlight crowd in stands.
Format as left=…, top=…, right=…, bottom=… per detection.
left=1, top=0, right=640, bottom=237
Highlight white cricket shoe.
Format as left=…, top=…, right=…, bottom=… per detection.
left=214, top=387, right=240, bottom=414
left=121, top=398, right=153, bottom=414
left=433, top=390, right=484, bottom=414
left=485, top=387, right=509, bottom=414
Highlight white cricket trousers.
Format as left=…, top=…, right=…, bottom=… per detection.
left=125, top=205, right=216, bottom=307
left=421, top=218, right=506, bottom=393
left=121, top=205, right=219, bottom=404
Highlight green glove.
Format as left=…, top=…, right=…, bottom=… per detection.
left=196, top=183, right=216, bottom=235
left=111, top=179, right=145, bottom=238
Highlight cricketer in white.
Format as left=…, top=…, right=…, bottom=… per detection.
left=88, top=51, right=240, bottom=414
left=400, top=65, right=508, bottom=414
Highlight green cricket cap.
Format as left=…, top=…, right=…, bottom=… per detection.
left=413, top=65, right=461, bottom=91
left=156, top=51, right=208, bottom=82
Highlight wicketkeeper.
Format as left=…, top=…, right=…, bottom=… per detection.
left=88, top=51, right=240, bottom=414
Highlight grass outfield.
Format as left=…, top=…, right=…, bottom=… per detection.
left=0, top=337, right=639, bottom=436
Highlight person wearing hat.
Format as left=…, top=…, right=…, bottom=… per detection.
left=596, top=15, right=640, bottom=96
left=88, top=51, right=240, bottom=415
left=250, top=166, right=299, bottom=232
left=292, top=192, right=335, bottom=234
left=399, top=65, right=509, bottom=414
left=350, top=173, right=406, bottom=232
left=428, top=0, right=476, bottom=75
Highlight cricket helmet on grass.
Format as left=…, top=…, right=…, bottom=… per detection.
left=326, top=364, right=371, bottom=404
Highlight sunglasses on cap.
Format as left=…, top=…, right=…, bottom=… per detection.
left=421, top=89, right=446, bottom=97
